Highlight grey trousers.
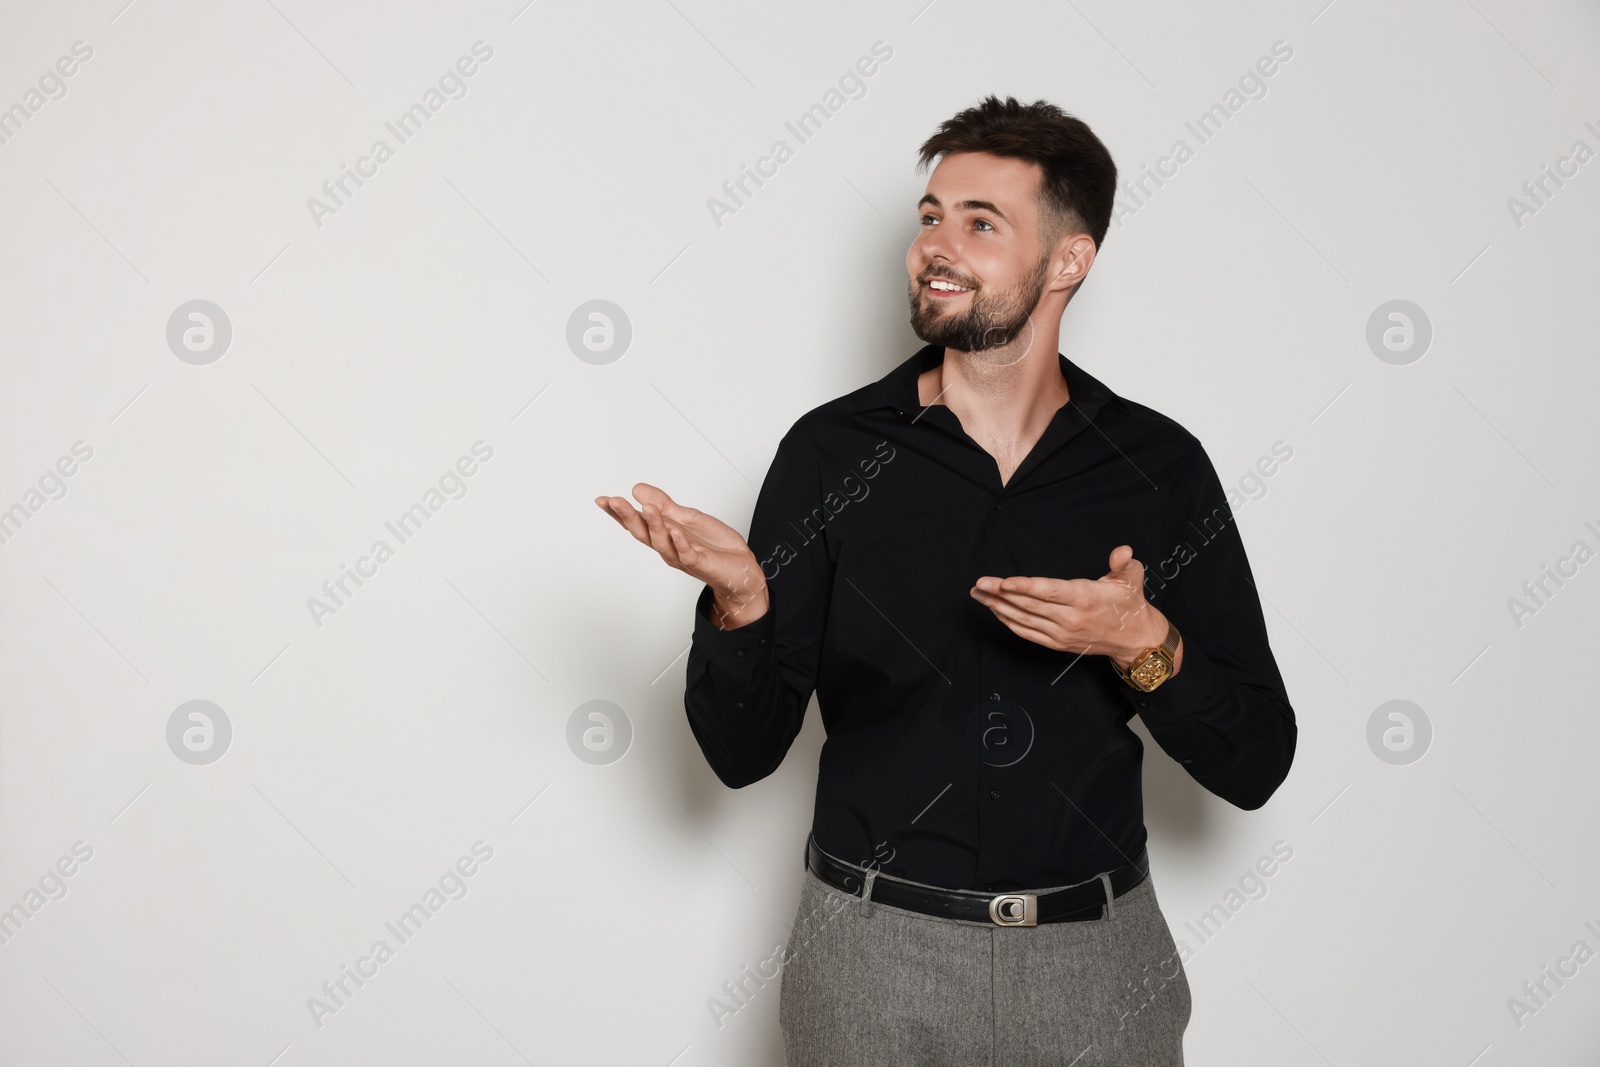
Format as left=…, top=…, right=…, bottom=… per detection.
left=778, top=859, right=1191, bottom=1066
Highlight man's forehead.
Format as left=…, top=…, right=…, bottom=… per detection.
left=920, top=154, right=1040, bottom=217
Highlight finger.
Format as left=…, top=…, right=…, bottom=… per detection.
left=634, top=482, right=693, bottom=523
left=660, top=517, right=698, bottom=570
left=973, top=584, right=1058, bottom=621
left=631, top=482, right=671, bottom=509
left=1111, top=567, right=1146, bottom=598
left=975, top=574, right=1063, bottom=600
left=667, top=524, right=697, bottom=566
left=636, top=482, right=708, bottom=531
left=598, top=496, right=652, bottom=544
left=597, top=495, right=636, bottom=525
left=1107, top=546, right=1148, bottom=588
left=639, top=502, right=680, bottom=561
left=1100, top=558, right=1145, bottom=592
left=647, top=506, right=699, bottom=572
left=976, top=587, right=1069, bottom=636
left=979, top=578, right=1096, bottom=612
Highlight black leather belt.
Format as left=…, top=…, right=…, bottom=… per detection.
left=805, top=834, right=1148, bottom=926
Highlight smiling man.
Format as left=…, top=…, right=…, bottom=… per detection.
left=598, top=95, right=1296, bottom=1066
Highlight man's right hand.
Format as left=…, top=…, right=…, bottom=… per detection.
left=595, top=482, right=770, bottom=630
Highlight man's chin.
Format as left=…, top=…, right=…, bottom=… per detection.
left=910, top=325, right=968, bottom=349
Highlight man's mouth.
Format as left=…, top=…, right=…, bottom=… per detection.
left=925, top=277, right=974, bottom=299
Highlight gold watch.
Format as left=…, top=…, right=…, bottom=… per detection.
left=1117, top=621, right=1181, bottom=693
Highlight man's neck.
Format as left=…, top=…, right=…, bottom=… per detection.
left=916, top=328, right=1070, bottom=487
left=917, top=330, right=1069, bottom=440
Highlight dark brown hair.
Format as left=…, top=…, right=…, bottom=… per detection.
left=916, top=95, right=1118, bottom=253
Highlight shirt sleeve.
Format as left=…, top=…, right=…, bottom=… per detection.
left=684, top=426, right=834, bottom=788
left=1123, top=437, right=1298, bottom=810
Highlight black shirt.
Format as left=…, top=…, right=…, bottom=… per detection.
left=683, top=344, right=1297, bottom=891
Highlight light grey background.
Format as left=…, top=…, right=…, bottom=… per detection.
left=3, top=0, right=1598, bottom=1064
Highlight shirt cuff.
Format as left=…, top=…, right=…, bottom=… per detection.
left=691, top=583, right=775, bottom=678
left=1118, top=637, right=1221, bottom=728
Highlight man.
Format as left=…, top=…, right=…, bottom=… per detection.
left=597, top=95, right=1296, bottom=1066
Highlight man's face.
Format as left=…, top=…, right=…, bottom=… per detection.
left=906, top=151, right=1054, bottom=353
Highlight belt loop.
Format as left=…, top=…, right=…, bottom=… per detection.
left=858, top=868, right=878, bottom=917
left=1098, top=871, right=1114, bottom=920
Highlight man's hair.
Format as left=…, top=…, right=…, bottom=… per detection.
left=915, top=95, right=1118, bottom=254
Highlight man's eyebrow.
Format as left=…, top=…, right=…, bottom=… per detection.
left=917, top=193, right=1010, bottom=224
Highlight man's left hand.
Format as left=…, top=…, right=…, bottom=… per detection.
left=970, top=545, right=1182, bottom=674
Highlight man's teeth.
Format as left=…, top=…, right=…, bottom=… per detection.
left=929, top=280, right=971, bottom=292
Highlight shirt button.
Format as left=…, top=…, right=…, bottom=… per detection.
left=734, top=649, right=745, bottom=657
left=990, top=790, right=1001, bottom=799
left=1182, top=758, right=1194, bottom=764
left=735, top=701, right=745, bottom=708
left=990, top=692, right=1000, bottom=702
left=985, top=883, right=996, bottom=891
left=992, top=503, right=1001, bottom=512
left=758, top=638, right=767, bottom=645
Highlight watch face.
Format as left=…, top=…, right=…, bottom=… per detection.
left=1129, top=657, right=1171, bottom=691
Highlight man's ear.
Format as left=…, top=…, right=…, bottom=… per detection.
left=1056, top=234, right=1095, bottom=287
left=1048, top=234, right=1095, bottom=304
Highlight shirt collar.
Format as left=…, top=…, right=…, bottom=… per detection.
left=846, top=344, right=1130, bottom=422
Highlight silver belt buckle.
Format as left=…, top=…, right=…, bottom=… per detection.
left=988, top=892, right=1037, bottom=926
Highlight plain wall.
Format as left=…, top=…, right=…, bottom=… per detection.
left=2, top=0, right=1598, bottom=1063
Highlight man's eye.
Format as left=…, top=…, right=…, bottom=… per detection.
left=920, top=214, right=938, bottom=226
left=974, top=219, right=994, bottom=232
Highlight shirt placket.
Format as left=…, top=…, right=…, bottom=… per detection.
left=975, top=489, right=1011, bottom=892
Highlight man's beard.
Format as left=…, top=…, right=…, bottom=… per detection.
left=908, top=252, right=1050, bottom=353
